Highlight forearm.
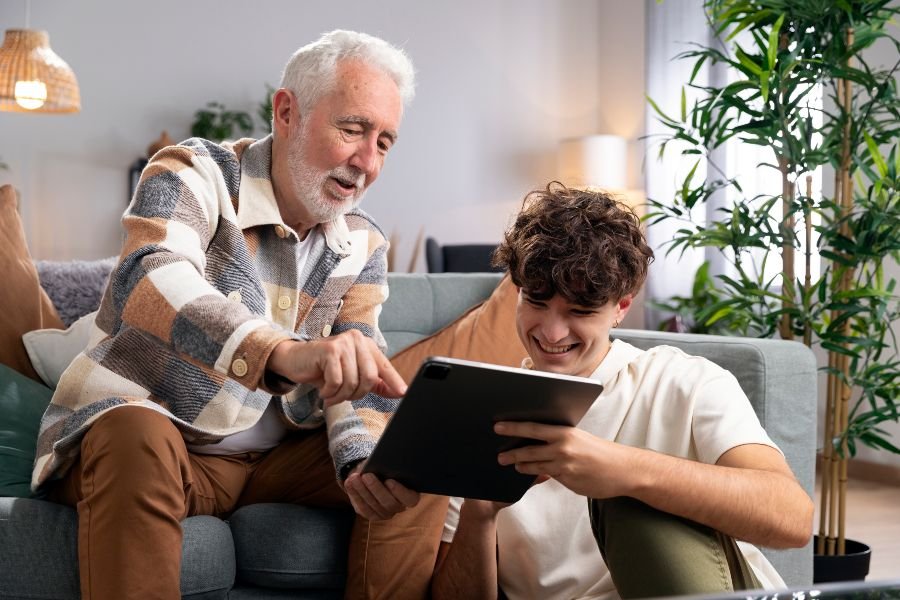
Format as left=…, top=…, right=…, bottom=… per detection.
left=624, top=447, right=813, bottom=548
left=332, top=238, right=390, bottom=355
left=432, top=501, right=500, bottom=600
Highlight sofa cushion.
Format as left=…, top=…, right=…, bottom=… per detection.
left=0, top=498, right=236, bottom=599
left=180, top=516, right=238, bottom=600
left=0, top=364, right=53, bottom=497
left=22, top=311, right=97, bottom=389
left=229, top=503, right=353, bottom=589
left=0, top=497, right=79, bottom=598
left=388, top=274, right=526, bottom=382
left=0, top=185, right=65, bottom=382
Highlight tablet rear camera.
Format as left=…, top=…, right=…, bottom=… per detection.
left=423, top=363, right=451, bottom=380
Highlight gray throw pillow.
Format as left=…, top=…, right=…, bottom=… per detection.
left=35, top=257, right=116, bottom=327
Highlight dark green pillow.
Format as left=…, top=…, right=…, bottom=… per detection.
left=0, top=363, right=52, bottom=497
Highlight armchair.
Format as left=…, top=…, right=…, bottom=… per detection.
left=424, top=237, right=501, bottom=273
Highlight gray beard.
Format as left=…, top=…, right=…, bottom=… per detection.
left=286, top=142, right=366, bottom=224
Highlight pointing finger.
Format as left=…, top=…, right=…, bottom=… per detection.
left=374, top=353, right=408, bottom=398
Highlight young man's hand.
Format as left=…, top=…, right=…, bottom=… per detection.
left=266, top=331, right=407, bottom=406
left=494, top=421, right=632, bottom=499
left=343, top=465, right=421, bottom=520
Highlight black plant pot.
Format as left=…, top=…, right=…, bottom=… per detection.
left=813, top=536, right=871, bottom=583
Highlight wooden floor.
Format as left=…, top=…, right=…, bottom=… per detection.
left=814, top=477, right=900, bottom=581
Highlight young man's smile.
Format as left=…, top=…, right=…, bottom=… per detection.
left=516, top=291, right=631, bottom=379
left=535, top=340, right=578, bottom=354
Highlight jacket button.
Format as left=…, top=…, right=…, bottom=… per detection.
left=322, top=324, right=332, bottom=337
left=232, top=358, right=248, bottom=377
left=227, top=290, right=242, bottom=303
left=277, top=295, right=291, bottom=310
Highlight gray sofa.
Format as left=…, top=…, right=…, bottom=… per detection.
left=0, top=270, right=817, bottom=598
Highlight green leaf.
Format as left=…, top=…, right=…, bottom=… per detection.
left=647, top=95, right=675, bottom=124
left=681, top=159, right=701, bottom=203
left=681, top=87, right=687, bottom=122
left=725, top=9, right=775, bottom=42
left=735, top=46, right=763, bottom=77
left=863, top=130, right=889, bottom=177
left=821, top=341, right=862, bottom=359
left=767, top=14, right=785, bottom=72
left=692, top=261, right=713, bottom=297
left=689, top=55, right=708, bottom=85
left=858, top=432, right=900, bottom=454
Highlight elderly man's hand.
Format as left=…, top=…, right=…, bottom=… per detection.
left=266, top=331, right=407, bottom=406
left=343, top=465, right=421, bottom=520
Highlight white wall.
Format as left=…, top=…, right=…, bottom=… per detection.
left=0, top=0, right=646, bottom=274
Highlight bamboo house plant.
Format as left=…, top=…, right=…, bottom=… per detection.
left=647, top=0, right=899, bottom=582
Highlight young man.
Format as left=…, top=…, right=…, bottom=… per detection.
left=34, top=30, right=445, bottom=599
left=431, top=182, right=813, bottom=599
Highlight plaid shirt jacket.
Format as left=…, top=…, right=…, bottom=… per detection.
left=33, top=136, right=395, bottom=490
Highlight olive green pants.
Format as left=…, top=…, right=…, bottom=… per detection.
left=589, top=497, right=763, bottom=599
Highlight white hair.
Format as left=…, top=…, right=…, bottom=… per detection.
left=279, top=30, right=415, bottom=112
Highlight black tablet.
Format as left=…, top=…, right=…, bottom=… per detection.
left=361, top=356, right=603, bottom=503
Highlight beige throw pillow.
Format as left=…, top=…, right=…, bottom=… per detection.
left=23, top=311, right=98, bottom=389
left=390, top=275, right=527, bottom=383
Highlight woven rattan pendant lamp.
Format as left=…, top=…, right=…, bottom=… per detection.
left=0, top=1, right=80, bottom=113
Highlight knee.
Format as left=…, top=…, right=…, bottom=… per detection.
left=76, top=407, right=191, bottom=517
left=82, top=406, right=183, bottom=463
left=593, top=496, right=676, bottom=528
left=589, top=496, right=638, bottom=532
left=590, top=497, right=671, bottom=555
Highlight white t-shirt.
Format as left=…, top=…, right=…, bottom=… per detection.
left=191, top=227, right=318, bottom=455
left=442, top=340, right=786, bottom=600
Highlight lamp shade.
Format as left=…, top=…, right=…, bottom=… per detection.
left=558, top=134, right=627, bottom=190
left=0, top=29, right=80, bottom=113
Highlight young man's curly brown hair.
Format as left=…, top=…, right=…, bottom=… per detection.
left=493, top=181, right=654, bottom=308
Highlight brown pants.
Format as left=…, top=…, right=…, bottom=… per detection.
left=48, top=406, right=449, bottom=600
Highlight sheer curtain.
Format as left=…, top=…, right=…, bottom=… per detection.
left=643, top=0, right=723, bottom=328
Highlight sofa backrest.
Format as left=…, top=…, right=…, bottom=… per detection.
left=382, top=273, right=503, bottom=355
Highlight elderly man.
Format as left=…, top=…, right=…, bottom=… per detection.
left=34, top=30, right=443, bottom=599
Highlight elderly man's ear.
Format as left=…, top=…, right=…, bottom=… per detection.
left=272, top=89, right=299, bottom=136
